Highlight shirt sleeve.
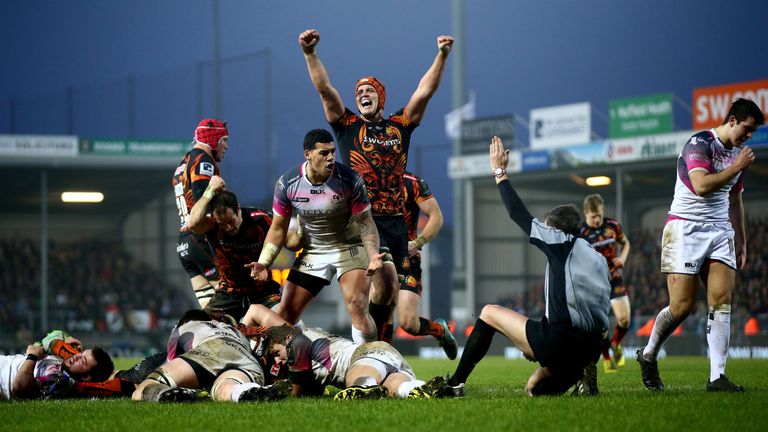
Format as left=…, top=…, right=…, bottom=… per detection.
left=190, top=153, right=217, bottom=200
left=349, top=173, right=372, bottom=216
left=271, top=176, right=293, bottom=218
left=682, top=136, right=713, bottom=174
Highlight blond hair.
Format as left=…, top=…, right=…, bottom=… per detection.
left=583, top=194, right=604, bottom=213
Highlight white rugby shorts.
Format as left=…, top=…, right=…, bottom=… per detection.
left=293, top=243, right=369, bottom=282
left=660, top=219, right=736, bottom=273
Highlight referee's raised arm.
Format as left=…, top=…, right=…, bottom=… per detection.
left=490, top=136, right=534, bottom=235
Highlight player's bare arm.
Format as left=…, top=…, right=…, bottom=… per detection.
left=240, top=304, right=289, bottom=328
left=355, top=209, right=384, bottom=275
left=409, top=197, right=444, bottom=257
left=299, top=29, right=344, bottom=123
left=729, top=191, right=747, bottom=269
left=404, top=35, right=453, bottom=124
left=689, top=146, right=755, bottom=196
left=11, top=344, right=46, bottom=399
left=614, top=235, right=630, bottom=268
left=188, top=175, right=226, bottom=234
left=249, top=213, right=290, bottom=281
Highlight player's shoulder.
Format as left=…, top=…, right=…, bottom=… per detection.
left=687, top=130, right=716, bottom=148
left=279, top=165, right=304, bottom=186
left=388, top=108, right=415, bottom=127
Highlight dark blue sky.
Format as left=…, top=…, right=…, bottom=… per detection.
left=3, top=1, right=766, bottom=224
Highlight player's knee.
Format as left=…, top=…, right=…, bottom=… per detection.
left=479, top=304, right=502, bottom=322
left=398, top=317, right=420, bottom=335
left=617, top=315, right=631, bottom=328
left=669, top=299, right=695, bottom=319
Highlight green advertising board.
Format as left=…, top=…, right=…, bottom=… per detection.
left=80, top=138, right=189, bottom=157
left=609, top=93, right=673, bottom=138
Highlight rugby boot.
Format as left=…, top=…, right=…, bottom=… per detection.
left=435, top=318, right=458, bottom=360
left=603, top=358, right=618, bottom=373
left=333, top=385, right=389, bottom=400
left=437, top=382, right=465, bottom=398
left=238, top=380, right=291, bottom=402
left=706, top=375, right=745, bottom=393
left=612, top=343, right=625, bottom=367
left=158, top=387, right=209, bottom=403
left=410, top=375, right=447, bottom=399
left=636, top=348, right=664, bottom=391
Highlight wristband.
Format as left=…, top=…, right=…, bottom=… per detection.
left=26, top=354, right=39, bottom=363
left=257, top=242, right=281, bottom=267
left=202, top=186, right=216, bottom=200
left=412, top=235, right=427, bottom=250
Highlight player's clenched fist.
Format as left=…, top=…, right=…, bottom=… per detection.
left=299, top=29, right=320, bottom=54
left=437, top=35, right=454, bottom=56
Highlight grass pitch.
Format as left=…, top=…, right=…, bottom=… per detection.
left=4, top=356, right=766, bottom=432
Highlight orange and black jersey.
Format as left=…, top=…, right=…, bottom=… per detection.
left=402, top=172, right=433, bottom=241
left=172, top=148, right=219, bottom=230
left=205, top=207, right=272, bottom=294
left=580, top=217, right=625, bottom=278
left=331, top=108, right=418, bottom=216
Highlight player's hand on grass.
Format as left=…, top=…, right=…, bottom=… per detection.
left=245, top=262, right=270, bottom=282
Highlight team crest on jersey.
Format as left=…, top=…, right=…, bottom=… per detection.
left=404, top=275, right=418, bottom=288
left=199, top=162, right=215, bottom=177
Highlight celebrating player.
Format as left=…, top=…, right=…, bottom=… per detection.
left=637, top=98, right=764, bottom=392
left=581, top=194, right=631, bottom=373
left=172, top=119, right=230, bottom=307
left=299, top=28, right=453, bottom=340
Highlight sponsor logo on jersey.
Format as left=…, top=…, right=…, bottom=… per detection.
left=199, top=162, right=215, bottom=177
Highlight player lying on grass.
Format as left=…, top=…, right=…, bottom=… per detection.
left=1, top=330, right=115, bottom=400
left=242, top=304, right=445, bottom=399
left=132, top=309, right=290, bottom=403
left=438, top=137, right=611, bottom=397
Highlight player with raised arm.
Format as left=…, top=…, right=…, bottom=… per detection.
left=637, top=98, right=764, bottom=392
left=172, top=119, right=230, bottom=308
left=299, top=28, right=453, bottom=341
left=249, top=129, right=384, bottom=344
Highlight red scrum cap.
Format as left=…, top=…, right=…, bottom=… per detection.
left=194, top=119, right=229, bottom=150
left=355, top=76, right=386, bottom=113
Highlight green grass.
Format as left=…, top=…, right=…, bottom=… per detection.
left=3, top=356, right=767, bottom=432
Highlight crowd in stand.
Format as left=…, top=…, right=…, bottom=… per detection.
left=497, top=218, right=768, bottom=335
left=0, top=238, right=193, bottom=342
left=3, top=218, right=767, bottom=342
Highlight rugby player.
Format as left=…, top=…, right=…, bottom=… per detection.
left=638, top=98, right=764, bottom=392
left=172, top=119, right=229, bottom=307
left=397, top=171, right=457, bottom=359
left=1, top=330, right=114, bottom=400
left=440, top=137, right=610, bottom=397
left=581, top=193, right=631, bottom=373
left=299, top=28, right=453, bottom=341
left=250, top=129, right=384, bottom=344
left=132, top=309, right=290, bottom=403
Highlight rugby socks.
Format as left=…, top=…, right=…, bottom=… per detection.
left=231, top=383, right=261, bottom=402
left=396, top=380, right=426, bottom=398
left=707, top=304, right=731, bottom=382
left=418, top=317, right=445, bottom=338
left=448, top=318, right=496, bottom=386
left=612, top=324, right=629, bottom=346
left=194, top=284, right=215, bottom=308
left=140, top=382, right=172, bottom=401
left=114, top=351, right=168, bottom=384
left=601, top=333, right=611, bottom=360
left=643, top=306, right=684, bottom=361
left=351, top=325, right=377, bottom=343
left=369, top=302, right=391, bottom=342
left=74, top=378, right=135, bottom=398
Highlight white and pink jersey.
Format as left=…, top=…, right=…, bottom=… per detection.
left=668, top=129, right=744, bottom=222
left=272, top=162, right=371, bottom=247
left=0, top=355, right=66, bottom=400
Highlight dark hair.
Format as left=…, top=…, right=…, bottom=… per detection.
left=545, top=204, right=581, bottom=235
left=177, top=309, right=211, bottom=327
left=85, top=346, right=114, bottom=382
left=723, top=98, right=765, bottom=126
left=265, top=324, right=299, bottom=352
left=208, top=190, right=239, bottom=215
left=303, top=129, right=334, bottom=151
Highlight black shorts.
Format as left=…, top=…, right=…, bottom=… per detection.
left=402, top=253, right=423, bottom=295
left=610, top=275, right=629, bottom=300
left=373, top=215, right=414, bottom=288
left=525, top=317, right=602, bottom=393
left=177, top=231, right=219, bottom=281
left=203, top=280, right=281, bottom=321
